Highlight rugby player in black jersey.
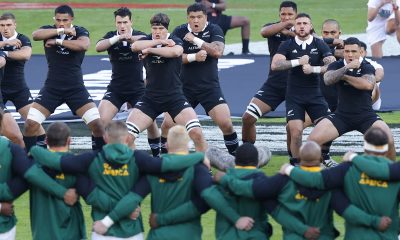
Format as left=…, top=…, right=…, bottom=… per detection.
left=95, top=7, right=161, bottom=157
left=23, top=5, right=104, bottom=151
left=126, top=13, right=207, bottom=152
left=160, top=3, right=238, bottom=155
left=271, top=13, right=335, bottom=164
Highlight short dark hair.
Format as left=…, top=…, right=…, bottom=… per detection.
left=55, top=5, right=74, bottom=17
left=344, top=37, right=361, bottom=47
left=322, top=19, right=340, bottom=30
left=360, top=41, right=367, bottom=51
left=364, top=127, right=388, bottom=146
left=114, top=7, right=131, bottom=20
left=235, top=143, right=258, bottom=166
left=150, top=13, right=170, bottom=29
left=296, top=13, right=311, bottom=20
left=0, top=13, right=16, bottom=21
left=187, top=3, right=207, bottom=15
left=280, top=1, right=297, bottom=12
left=46, top=122, right=71, bottom=147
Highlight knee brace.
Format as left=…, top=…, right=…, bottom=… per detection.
left=27, top=107, right=46, bottom=124
left=185, top=119, right=201, bottom=133
left=82, top=108, right=100, bottom=125
left=246, top=103, right=262, bottom=120
left=126, top=121, right=140, bottom=138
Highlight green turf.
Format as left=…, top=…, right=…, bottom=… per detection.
left=7, top=0, right=368, bottom=54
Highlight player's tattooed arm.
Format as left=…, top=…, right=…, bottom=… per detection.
left=324, top=66, right=347, bottom=85
left=342, top=74, right=376, bottom=90
left=320, top=56, right=336, bottom=73
left=201, top=41, right=224, bottom=58
left=271, top=54, right=292, bottom=71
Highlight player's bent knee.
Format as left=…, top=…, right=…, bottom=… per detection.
left=126, top=121, right=141, bottom=138
left=27, top=108, right=46, bottom=125
left=82, top=107, right=101, bottom=125
left=185, top=119, right=201, bottom=133
left=245, top=103, right=262, bottom=121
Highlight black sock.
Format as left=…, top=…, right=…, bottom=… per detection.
left=161, top=137, right=168, bottom=154
left=321, top=141, right=333, bottom=161
left=288, top=150, right=293, bottom=158
left=23, top=136, right=37, bottom=152
left=224, top=132, right=239, bottom=155
left=92, top=136, right=105, bottom=151
left=36, top=134, right=47, bottom=149
left=148, top=137, right=161, bottom=157
left=289, top=157, right=299, bottom=166
left=242, top=140, right=255, bottom=144
left=242, top=39, right=250, bottom=53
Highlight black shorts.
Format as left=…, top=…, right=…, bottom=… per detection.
left=102, top=87, right=145, bottom=110
left=286, top=94, right=330, bottom=122
left=325, top=111, right=382, bottom=136
left=184, top=87, right=227, bottom=114
left=208, top=14, right=232, bottom=35
left=134, top=93, right=192, bottom=120
left=254, top=81, right=286, bottom=111
left=2, top=87, right=33, bottom=111
left=34, top=86, right=94, bottom=115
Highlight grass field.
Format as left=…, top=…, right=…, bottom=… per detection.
left=5, top=0, right=399, bottom=239
left=6, top=0, right=368, bottom=54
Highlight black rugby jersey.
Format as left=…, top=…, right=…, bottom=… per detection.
left=99, top=30, right=146, bottom=93
left=327, top=59, right=375, bottom=114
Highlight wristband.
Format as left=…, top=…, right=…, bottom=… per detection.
left=290, top=59, right=300, bottom=67
left=101, top=216, right=114, bottom=228
left=55, top=39, right=63, bottom=46
left=187, top=53, right=196, bottom=62
left=312, top=66, right=321, bottom=73
left=193, top=37, right=205, bottom=48
left=212, top=3, right=216, bottom=8
left=0, top=203, right=2, bottom=212
left=3, top=51, right=8, bottom=57
left=109, top=35, right=120, bottom=45
left=284, top=165, right=295, bottom=176
left=56, top=28, right=65, bottom=35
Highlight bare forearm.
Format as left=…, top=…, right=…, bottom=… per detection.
left=32, top=29, right=58, bottom=41
left=320, top=56, right=336, bottom=74
left=96, top=39, right=112, bottom=52
left=260, top=22, right=290, bottom=38
left=201, top=42, right=223, bottom=58
left=271, top=59, right=293, bottom=71
left=368, top=7, right=381, bottom=22
left=147, top=46, right=182, bottom=58
left=7, top=47, right=31, bottom=61
left=375, top=68, right=384, bottom=82
left=343, top=74, right=375, bottom=90
left=324, top=67, right=347, bottom=85
left=62, top=39, right=90, bottom=52
left=131, top=40, right=161, bottom=52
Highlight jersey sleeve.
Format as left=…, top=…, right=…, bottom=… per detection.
left=0, top=177, right=28, bottom=200
left=76, top=26, right=90, bottom=38
left=317, top=39, right=333, bottom=58
left=289, top=163, right=350, bottom=190
left=155, top=200, right=204, bottom=227
left=29, top=146, right=95, bottom=173
left=351, top=156, right=394, bottom=180
left=276, top=40, right=290, bottom=57
left=327, top=60, right=342, bottom=71
left=19, top=34, right=32, bottom=47
left=268, top=202, right=309, bottom=236
left=171, top=25, right=183, bottom=39
left=331, top=189, right=381, bottom=229
left=362, top=62, right=376, bottom=75
left=194, top=164, right=241, bottom=223
left=10, top=143, right=34, bottom=176
left=40, top=25, right=54, bottom=30
left=210, top=24, right=225, bottom=43
left=98, top=31, right=114, bottom=42
left=171, top=36, right=183, bottom=46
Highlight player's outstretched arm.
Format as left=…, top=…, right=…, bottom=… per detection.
left=347, top=154, right=400, bottom=181
left=32, top=28, right=59, bottom=41
left=342, top=74, right=375, bottom=90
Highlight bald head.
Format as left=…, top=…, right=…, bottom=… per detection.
left=299, top=141, right=321, bottom=166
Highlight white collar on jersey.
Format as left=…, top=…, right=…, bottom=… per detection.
left=295, top=35, right=313, bottom=50
left=2, top=31, right=18, bottom=41
left=116, top=28, right=133, bottom=36
left=187, top=22, right=209, bottom=34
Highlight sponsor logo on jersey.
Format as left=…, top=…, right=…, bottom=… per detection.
left=256, top=90, right=264, bottom=96
left=310, top=48, right=318, bottom=54
left=103, top=163, right=129, bottom=176
left=359, top=172, right=388, bottom=188
left=56, top=173, right=65, bottom=180
left=287, top=109, right=294, bottom=117
left=292, top=49, right=297, bottom=53
left=219, top=97, right=224, bottom=101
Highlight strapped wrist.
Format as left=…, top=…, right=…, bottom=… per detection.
left=291, top=59, right=300, bottom=67
left=312, top=66, right=321, bottom=73
left=109, top=35, right=120, bottom=45
left=55, top=39, right=63, bottom=46
left=187, top=53, right=196, bottom=62
left=193, top=37, right=205, bottom=48
left=56, top=28, right=65, bottom=36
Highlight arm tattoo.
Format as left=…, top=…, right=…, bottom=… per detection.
left=321, top=56, right=336, bottom=73
left=363, top=74, right=376, bottom=86
left=202, top=41, right=224, bottom=58
left=324, top=66, right=347, bottom=85
left=273, top=59, right=293, bottom=71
